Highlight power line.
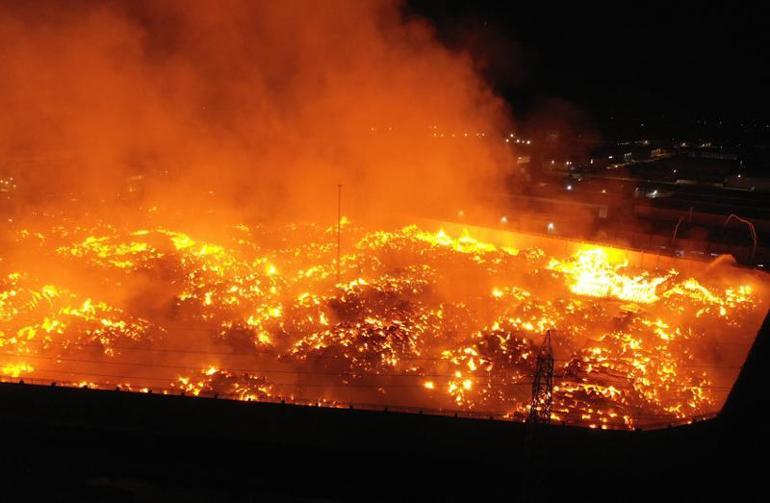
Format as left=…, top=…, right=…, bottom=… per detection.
left=4, top=367, right=534, bottom=389
left=6, top=339, right=746, bottom=371
left=0, top=374, right=721, bottom=427
left=0, top=350, right=735, bottom=391
left=0, top=350, right=535, bottom=379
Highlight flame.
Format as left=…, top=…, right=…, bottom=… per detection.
left=1, top=362, right=34, bottom=378
left=548, top=248, right=671, bottom=303
left=0, top=222, right=765, bottom=430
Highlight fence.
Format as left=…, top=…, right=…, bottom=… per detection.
left=0, top=375, right=718, bottom=431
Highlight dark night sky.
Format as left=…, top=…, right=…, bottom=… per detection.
left=409, top=1, right=769, bottom=136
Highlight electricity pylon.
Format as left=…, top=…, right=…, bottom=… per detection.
left=528, top=329, right=554, bottom=424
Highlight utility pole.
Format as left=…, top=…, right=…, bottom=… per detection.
left=521, top=330, right=555, bottom=502
left=336, top=184, right=342, bottom=282
left=528, top=329, right=554, bottom=424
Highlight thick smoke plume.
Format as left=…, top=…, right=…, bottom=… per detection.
left=0, top=0, right=513, bottom=224
left=1, top=3, right=766, bottom=428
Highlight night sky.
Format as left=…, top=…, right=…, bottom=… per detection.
left=409, top=1, right=769, bottom=137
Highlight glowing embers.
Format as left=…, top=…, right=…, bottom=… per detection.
left=0, top=272, right=155, bottom=357
left=556, top=321, right=714, bottom=426
left=409, top=226, right=519, bottom=256
left=173, top=365, right=273, bottom=401
left=356, top=225, right=519, bottom=259
left=57, top=234, right=161, bottom=270
left=663, top=278, right=755, bottom=323
left=0, top=222, right=766, bottom=430
left=441, top=331, right=534, bottom=409
left=287, top=268, right=439, bottom=374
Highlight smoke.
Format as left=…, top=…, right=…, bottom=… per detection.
left=0, top=0, right=514, bottom=225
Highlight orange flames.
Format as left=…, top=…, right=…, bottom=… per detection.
left=547, top=249, right=672, bottom=304
left=0, top=221, right=766, bottom=430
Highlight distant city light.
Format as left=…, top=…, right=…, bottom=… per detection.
left=547, top=222, right=555, bottom=233
left=500, top=216, right=508, bottom=224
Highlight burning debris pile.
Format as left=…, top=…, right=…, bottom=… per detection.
left=0, top=220, right=766, bottom=429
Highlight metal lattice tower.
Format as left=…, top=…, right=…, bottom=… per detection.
left=528, top=330, right=554, bottom=425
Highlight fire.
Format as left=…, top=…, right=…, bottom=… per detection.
left=412, top=227, right=518, bottom=255
left=547, top=248, right=671, bottom=303
left=1, top=362, right=34, bottom=378
left=0, top=220, right=766, bottom=430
